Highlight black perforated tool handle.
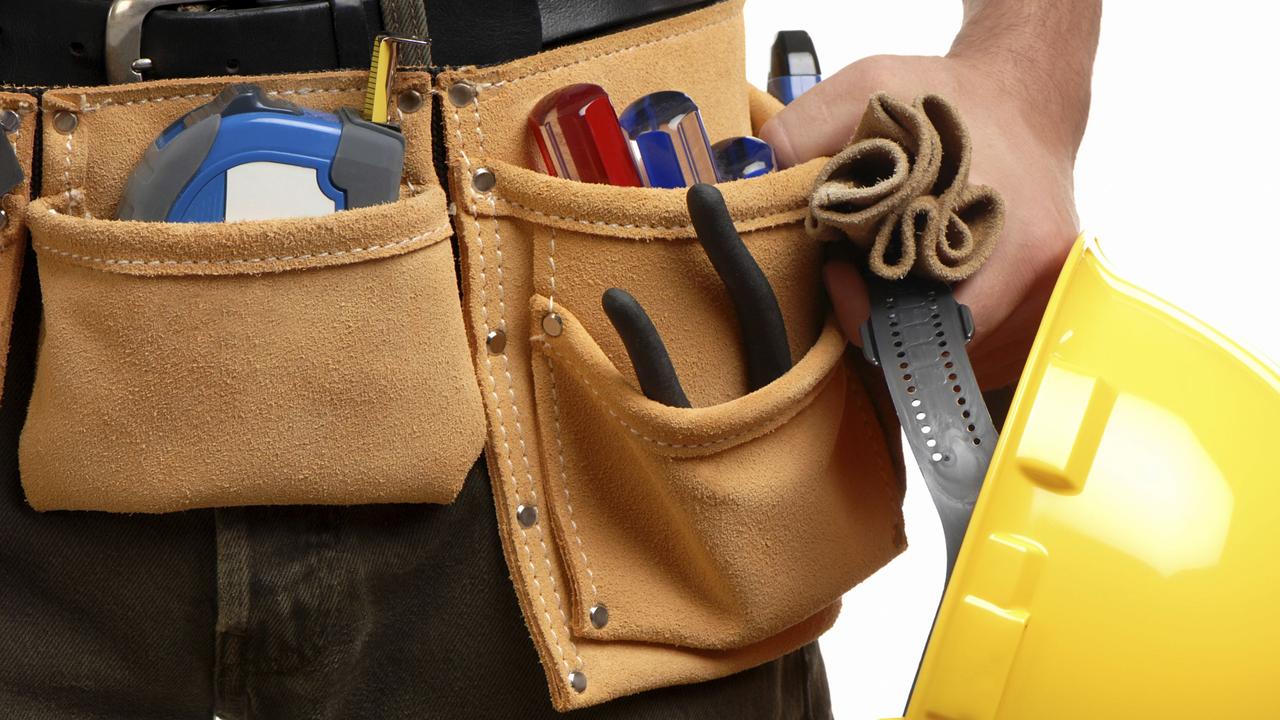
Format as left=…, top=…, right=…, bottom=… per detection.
left=859, top=277, right=997, bottom=578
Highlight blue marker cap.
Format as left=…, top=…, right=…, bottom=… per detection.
left=618, top=91, right=720, bottom=188
left=712, top=136, right=776, bottom=181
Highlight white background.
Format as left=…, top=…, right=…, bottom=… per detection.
left=744, top=2, right=1280, bottom=718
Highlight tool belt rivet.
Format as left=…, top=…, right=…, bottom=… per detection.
left=447, top=82, right=477, bottom=107
left=52, top=111, right=78, bottom=135
left=485, top=329, right=507, bottom=354
left=568, top=670, right=588, bottom=693
left=471, top=167, right=496, bottom=192
left=589, top=604, right=609, bottom=629
left=0, top=209, right=8, bottom=232
left=396, top=89, right=424, bottom=115
left=542, top=312, right=564, bottom=337
left=516, top=504, right=538, bottom=528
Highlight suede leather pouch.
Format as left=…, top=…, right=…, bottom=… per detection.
left=20, top=72, right=486, bottom=512
left=437, top=0, right=906, bottom=709
left=0, top=92, right=36, bottom=406
left=807, top=93, right=1005, bottom=281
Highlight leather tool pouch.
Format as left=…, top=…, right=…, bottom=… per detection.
left=8, top=0, right=908, bottom=709
left=19, top=72, right=486, bottom=512
left=439, top=0, right=906, bottom=710
left=0, top=93, right=35, bottom=407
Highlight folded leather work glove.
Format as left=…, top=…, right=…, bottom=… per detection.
left=806, top=92, right=1005, bottom=282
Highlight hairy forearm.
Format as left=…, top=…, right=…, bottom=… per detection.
left=950, top=0, right=1101, bottom=154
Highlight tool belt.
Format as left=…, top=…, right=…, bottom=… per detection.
left=0, top=0, right=716, bottom=86
left=1, top=0, right=906, bottom=710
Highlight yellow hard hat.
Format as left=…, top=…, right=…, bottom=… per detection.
left=892, top=236, right=1280, bottom=719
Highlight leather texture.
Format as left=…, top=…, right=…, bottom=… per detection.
left=437, top=0, right=906, bottom=709
left=22, top=71, right=486, bottom=512
left=0, top=0, right=384, bottom=87
left=0, top=94, right=35, bottom=408
left=806, top=93, right=1006, bottom=282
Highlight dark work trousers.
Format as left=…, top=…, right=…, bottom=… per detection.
left=0, top=250, right=833, bottom=719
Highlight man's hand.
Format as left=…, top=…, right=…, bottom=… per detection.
left=760, top=1, right=1100, bottom=389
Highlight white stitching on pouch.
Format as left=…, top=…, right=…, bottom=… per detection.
left=538, top=339, right=837, bottom=452
left=455, top=102, right=581, bottom=677
left=33, top=222, right=451, bottom=269
left=75, top=86, right=356, bottom=114
left=547, top=226, right=557, bottom=312
left=545, top=356, right=601, bottom=601
left=472, top=94, right=586, bottom=674
left=491, top=195, right=806, bottom=233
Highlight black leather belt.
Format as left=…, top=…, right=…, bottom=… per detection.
left=2, top=1, right=383, bottom=87
left=0, top=0, right=715, bottom=87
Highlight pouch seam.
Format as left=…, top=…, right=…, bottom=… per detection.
left=453, top=96, right=585, bottom=680
left=30, top=219, right=454, bottom=272
left=545, top=354, right=602, bottom=603
left=470, top=12, right=735, bottom=92
left=542, top=224, right=601, bottom=611
left=537, top=338, right=841, bottom=456
left=72, top=86, right=357, bottom=114
left=489, top=195, right=807, bottom=234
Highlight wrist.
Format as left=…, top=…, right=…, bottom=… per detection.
left=947, top=1, right=1097, bottom=158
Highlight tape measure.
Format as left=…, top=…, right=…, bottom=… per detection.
left=117, top=35, right=429, bottom=223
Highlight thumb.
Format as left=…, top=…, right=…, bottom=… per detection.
left=759, top=56, right=890, bottom=167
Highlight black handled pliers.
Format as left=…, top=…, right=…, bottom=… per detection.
left=603, top=184, right=792, bottom=407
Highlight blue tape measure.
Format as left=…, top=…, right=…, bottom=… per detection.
left=118, top=84, right=405, bottom=223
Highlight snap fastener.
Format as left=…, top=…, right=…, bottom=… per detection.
left=541, top=312, right=563, bottom=337
left=397, top=89, right=424, bottom=114
left=52, top=111, right=78, bottom=134
left=589, top=604, right=609, bottom=629
left=0, top=110, right=19, bottom=134
left=448, top=82, right=477, bottom=107
left=516, top=504, right=538, bottom=528
left=472, top=167, right=496, bottom=192
left=485, top=329, right=507, bottom=354
left=568, top=671, right=587, bottom=693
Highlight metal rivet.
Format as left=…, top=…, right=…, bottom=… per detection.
left=568, top=671, right=587, bottom=693
left=0, top=110, right=19, bottom=134
left=472, top=167, right=496, bottom=192
left=396, top=89, right=424, bottom=114
left=130, top=58, right=154, bottom=74
left=542, top=312, right=563, bottom=337
left=52, top=111, right=78, bottom=134
left=485, top=329, right=507, bottom=354
left=589, top=604, right=609, bottom=629
left=448, top=82, right=477, bottom=107
left=0, top=210, right=8, bottom=231
left=516, top=504, right=538, bottom=528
